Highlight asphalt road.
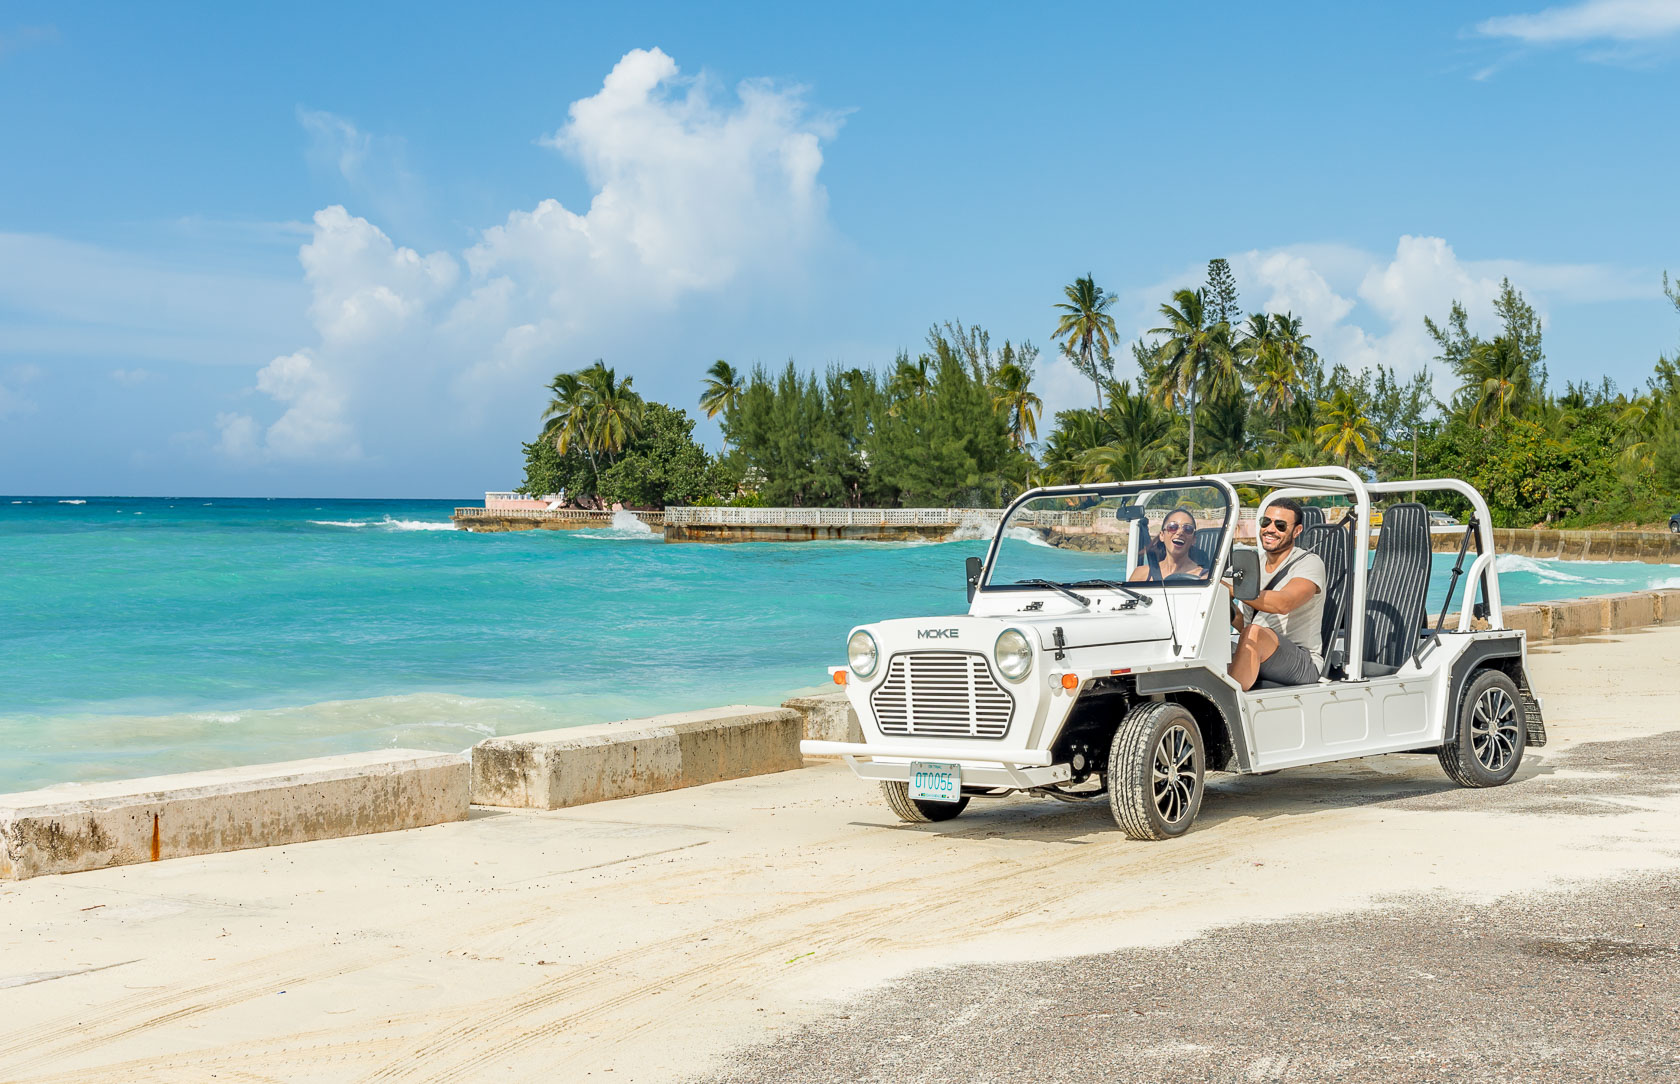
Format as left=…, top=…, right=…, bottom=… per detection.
left=705, top=729, right=1680, bottom=1084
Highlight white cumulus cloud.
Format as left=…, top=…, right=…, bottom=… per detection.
left=1477, top=0, right=1680, bottom=42
left=225, top=48, right=838, bottom=464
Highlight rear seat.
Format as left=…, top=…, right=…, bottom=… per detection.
left=1362, top=502, right=1431, bottom=676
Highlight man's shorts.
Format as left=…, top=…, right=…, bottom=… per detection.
left=1258, top=631, right=1319, bottom=686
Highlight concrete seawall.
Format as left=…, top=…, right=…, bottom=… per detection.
left=0, top=749, right=469, bottom=880
left=470, top=705, right=803, bottom=809
left=1430, top=526, right=1680, bottom=563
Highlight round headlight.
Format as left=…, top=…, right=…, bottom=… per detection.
left=995, top=628, right=1033, bottom=681
left=847, top=629, right=878, bottom=678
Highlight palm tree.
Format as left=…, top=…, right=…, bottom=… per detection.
left=989, top=362, right=1043, bottom=449
left=1458, top=336, right=1532, bottom=429
left=1313, top=388, right=1378, bottom=468
left=699, top=359, right=741, bottom=452
left=1147, top=287, right=1235, bottom=474
left=1077, top=442, right=1166, bottom=483
left=1053, top=274, right=1120, bottom=409
left=541, top=371, right=588, bottom=456
left=579, top=361, right=644, bottom=461
left=541, top=370, right=597, bottom=495
left=887, top=354, right=931, bottom=415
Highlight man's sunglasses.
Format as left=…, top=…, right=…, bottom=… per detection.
left=1258, top=516, right=1297, bottom=530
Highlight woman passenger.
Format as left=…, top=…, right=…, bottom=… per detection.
left=1129, top=507, right=1207, bottom=582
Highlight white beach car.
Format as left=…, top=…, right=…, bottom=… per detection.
left=803, top=468, right=1546, bottom=840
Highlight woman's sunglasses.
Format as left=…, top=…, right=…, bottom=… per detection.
left=1159, top=522, right=1194, bottom=534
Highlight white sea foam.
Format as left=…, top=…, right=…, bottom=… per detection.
left=947, top=511, right=997, bottom=541
left=59, top=499, right=86, bottom=505
left=1494, top=555, right=1611, bottom=584
left=575, top=511, right=658, bottom=540
left=1004, top=526, right=1057, bottom=549
left=310, top=517, right=456, bottom=532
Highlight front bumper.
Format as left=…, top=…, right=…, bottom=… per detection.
left=800, top=739, right=1072, bottom=789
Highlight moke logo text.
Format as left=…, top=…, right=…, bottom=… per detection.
left=917, top=628, right=960, bottom=639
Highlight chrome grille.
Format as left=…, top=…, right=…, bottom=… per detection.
left=870, top=652, right=1015, bottom=739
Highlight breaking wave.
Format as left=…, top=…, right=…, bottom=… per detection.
left=310, top=517, right=456, bottom=532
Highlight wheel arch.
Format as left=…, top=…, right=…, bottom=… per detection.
left=1133, top=668, right=1249, bottom=772
left=1444, top=638, right=1528, bottom=743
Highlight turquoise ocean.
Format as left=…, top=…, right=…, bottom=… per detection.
left=4, top=495, right=1678, bottom=793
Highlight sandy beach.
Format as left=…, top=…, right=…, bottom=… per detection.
left=4, top=626, right=1680, bottom=1082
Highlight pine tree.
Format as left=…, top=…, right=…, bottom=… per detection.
left=1204, top=258, right=1240, bottom=327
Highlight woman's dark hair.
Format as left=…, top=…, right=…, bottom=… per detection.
left=1147, top=506, right=1199, bottom=562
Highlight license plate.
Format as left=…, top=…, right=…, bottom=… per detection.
left=909, top=761, right=961, bottom=803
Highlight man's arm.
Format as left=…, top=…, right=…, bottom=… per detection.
left=1246, top=576, right=1319, bottom=616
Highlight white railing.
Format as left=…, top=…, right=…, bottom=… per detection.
left=454, top=508, right=667, bottom=525
left=661, top=507, right=1006, bottom=528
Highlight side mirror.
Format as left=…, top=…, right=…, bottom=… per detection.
left=965, top=556, right=984, bottom=602
left=1227, top=548, right=1261, bottom=602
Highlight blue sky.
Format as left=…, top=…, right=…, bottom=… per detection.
left=2, top=1, right=1678, bottom=497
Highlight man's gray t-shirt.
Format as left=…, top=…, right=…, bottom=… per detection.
left=1244, top=549, right=1327, bottom=669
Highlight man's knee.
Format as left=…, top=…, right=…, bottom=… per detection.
left=1241, top=623, right=1278, bottom=659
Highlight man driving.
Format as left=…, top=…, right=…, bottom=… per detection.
left=1229, top=497, right=1325, bottom=690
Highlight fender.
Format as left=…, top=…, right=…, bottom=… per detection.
left=1443, top=635, right=1533, bottom=743
left=1134, top=667, right=1252, bottom=772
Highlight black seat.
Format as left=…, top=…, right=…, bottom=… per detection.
left=1192, top=525, right=1225, bottom=571
left=1300, top=506, right=1325, bottom=530
left=1362, top=502, right=1432, bottom=676
left=1300, top=519, right=1353, bottom=674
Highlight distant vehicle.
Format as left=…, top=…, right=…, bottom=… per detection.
left=1429, top=510, right=1461, bottom=528
left=1670, top=512, right=1680, bottom=534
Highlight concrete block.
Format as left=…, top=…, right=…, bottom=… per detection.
left=1651, top=589, right=1680, bottom=624
left=1536, top=598, right=1604, bottom=639
left=1599, top=592, right=1659, bottom=630
left=0, top=749, right=469, bottom=881
left=782, top=692, right=864, bottom=744
left=1500, top=604, right=1544, bottom=640
left=471, top=705, right=802, bottom=810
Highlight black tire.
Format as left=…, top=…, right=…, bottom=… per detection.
left=1439, top=669, right=1526, bottom=787
left=1107, top=702, right=1205, bottom=840
left=879, top=780, right=969, bottom=823
left=1670, top=520, right=1679, bottom=535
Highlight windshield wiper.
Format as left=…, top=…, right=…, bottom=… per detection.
left=1014, top=579, right=1091, bottom=607
left=1068, top=579, right=1153, bottom=606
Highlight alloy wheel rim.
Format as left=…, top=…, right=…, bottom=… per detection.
left=1152, top=724, right=1198, bottom=823
left=1470, top=687, right=1521, bottom=773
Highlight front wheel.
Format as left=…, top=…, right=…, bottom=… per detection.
left=1108, top=702, right=1205, bottom=840
left=879, top=780, right=969, bottom=823
left=1439, top=670, right=1526, bottom=787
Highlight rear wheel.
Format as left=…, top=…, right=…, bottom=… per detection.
left=1108, top=702, right=1205, bottom=840
left=1439, top=670, right=1526, bottom=787
left=879, top=780, right=969, bottom=823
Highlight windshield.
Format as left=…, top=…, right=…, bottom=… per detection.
left=985, top=484, right=1233, bottom=590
